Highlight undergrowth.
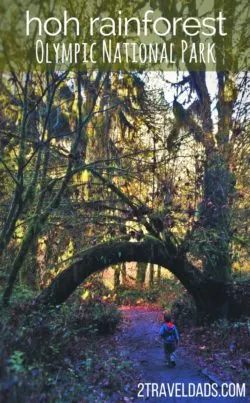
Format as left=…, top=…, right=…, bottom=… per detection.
left=0, top=292, right=136, bottom=403
left=112, top=278, right=184, bottom=309
left=181, top=318, right=250, bottom=385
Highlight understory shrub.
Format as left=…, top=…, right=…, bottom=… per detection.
left=72, top=299, right=121, bottom=334
left=0, top=297, right=124, bottom=402
left=115, top=288, right=145, bottom=305
left=171, top=292, right=197, bottom=327
left=113, top=278, right=184, bottom=306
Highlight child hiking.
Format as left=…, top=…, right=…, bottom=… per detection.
left=160, top=313, right=179, bottom=367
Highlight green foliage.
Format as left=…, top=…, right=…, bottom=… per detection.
left=152, top=278, right=185, bottom=309
left=5, top=285, right=35, bottom=303
left=67, top=298, right=121, bottom=334
left=0, top=298, right=131, bottom=402
left=7, top=351, right=25, bottom=374
left=113, top=278, right=184, bottom=307
left=116, top=288, right=145, bottom=305
left=92, top=301, right=121, bottom=333
left=79, top=276, right=111, bottom=300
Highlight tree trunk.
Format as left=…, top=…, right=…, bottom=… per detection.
left=20, top=236, right=39, bottom=290
left=113, top=265, right=120, bottom=289
left=191, top=278, right=230, bottom=321
left=136, top=262, right=147, bottom=286
left=2, top=220, right=40, bottom=306
left=199, top=152, right=235, bottom=282
left=121, top=262, right=127, bottom=284
left=157, top=265, right=161, bottom=280
left=149, top=263, right=154, bottom=287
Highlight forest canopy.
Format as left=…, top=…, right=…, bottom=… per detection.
left=0, top=68, right=249, bottom=320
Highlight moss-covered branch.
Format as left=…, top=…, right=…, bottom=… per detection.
left=36, top=237, right=200, bottom=306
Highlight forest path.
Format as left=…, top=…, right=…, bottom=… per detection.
left=118, top=306, right=247, bottom=403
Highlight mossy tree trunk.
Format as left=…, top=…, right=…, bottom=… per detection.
left=136, top=262, right=147, bottom=286
left=113, top=265, right=120, bottom=289
left=157, top=265, right=161, bottom=280
left=20, top=236, right=39, bottom=290
left=149, top=263, right=154, bottom=287
left=199, top=153, right=235, bottom=283
left=121, top=262, right=127, bottom=284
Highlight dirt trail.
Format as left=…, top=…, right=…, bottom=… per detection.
left=118, top=307, right=248, bottom=403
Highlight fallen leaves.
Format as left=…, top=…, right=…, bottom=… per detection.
left=181, top=320, right=250, bottom=384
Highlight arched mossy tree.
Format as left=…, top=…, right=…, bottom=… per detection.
left=37, top=236, right=233, bottom=321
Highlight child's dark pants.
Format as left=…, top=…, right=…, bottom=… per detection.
left=164, top=343, right=176, bottom=365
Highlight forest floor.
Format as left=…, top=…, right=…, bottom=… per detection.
left=117, top=306, right=249, bottom=402
left=0, top=301, right=249, bottom=402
